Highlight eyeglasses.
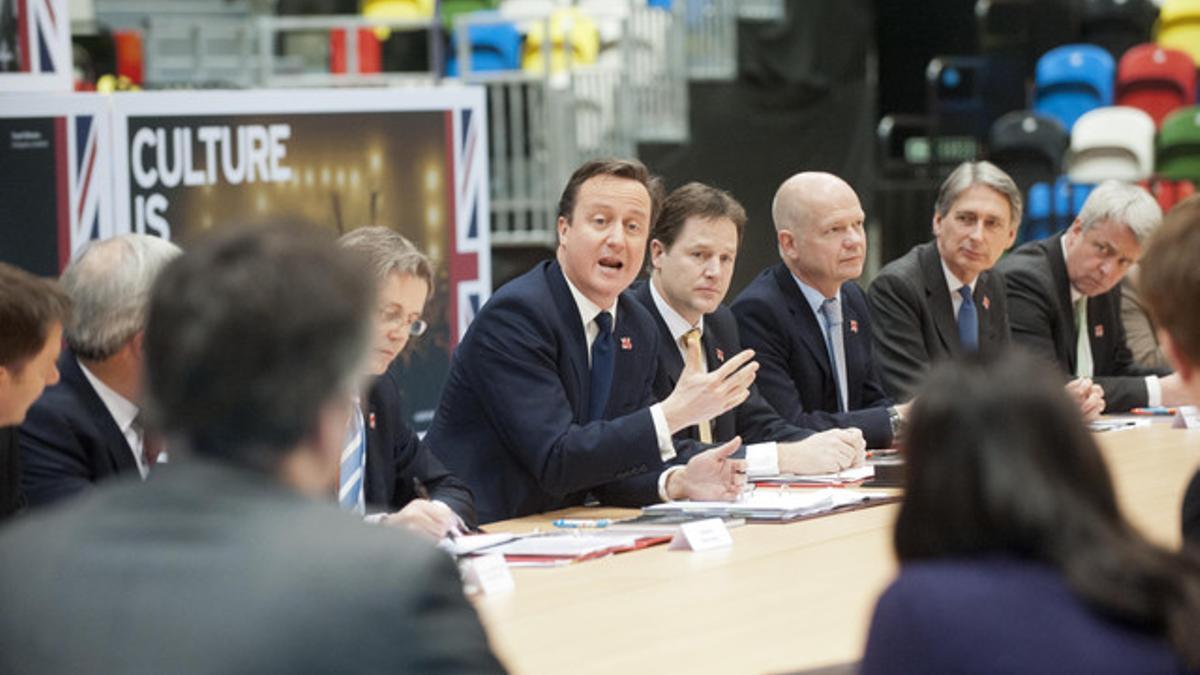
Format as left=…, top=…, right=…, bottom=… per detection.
left=378, top=308, right=428, bottom=337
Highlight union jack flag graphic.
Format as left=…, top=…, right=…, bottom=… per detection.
left=446, top=101, right=491, bottom=347
left=12, top=0, right=65, bottom=75
left=55, top=111, right=111, bottom=269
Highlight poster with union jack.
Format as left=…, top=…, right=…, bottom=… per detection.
left=0, top=93, right=115, bottom=276
left=0, top=0, right=72, bottom=92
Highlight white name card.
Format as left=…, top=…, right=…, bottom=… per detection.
left=1174, top=406, right=1200, bottom=430
left=461, top=553, right=515, bottom=595
left=669, top=517, right=733, bottom=552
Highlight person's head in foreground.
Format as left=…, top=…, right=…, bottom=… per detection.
left=143, top=222, right=375, bottom=491
left=860, top=351, right=1200, bottom=672
left=1140, top=195, right=1200, bottom=401
left=0, top=264, right=70, bottom=426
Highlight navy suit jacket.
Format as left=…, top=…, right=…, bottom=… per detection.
left=868, top=241, right=1012, bottom=401
left=20, top=351, right=139, bottom=507
left=427, top=261, right=698, bottom=524
left=0, top=427, right=22, bottom=522
left=1184, top=470, right=1200, bottom=548
left=998, top=234, right=1168, bottom=412
left=862, top=558, right=1189, bottom=674
left=630, top=279, right=812, bottom=445
left=731, top=263, right=894, bottom=448
left=363, top=372, right=476, bottom=528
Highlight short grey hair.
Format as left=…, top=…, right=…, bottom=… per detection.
left=61, top=234, right=182, bottom=361
left=337, top=226, right=434, bottom=293
left=1076, top=180, right=1162, bottom=245
left=935, top=161, right=1024, bottom=228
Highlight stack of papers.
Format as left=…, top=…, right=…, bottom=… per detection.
left=753, top=465, right=875, bottom=486
left=643, top=488, right=894, bottom=522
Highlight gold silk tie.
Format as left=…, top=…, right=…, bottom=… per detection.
left=682, top=328, right=714, bottom=444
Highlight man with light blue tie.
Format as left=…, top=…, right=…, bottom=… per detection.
left=869, top=162, right=1108, bottom=417
left=732, top=172, right=905, bottom=449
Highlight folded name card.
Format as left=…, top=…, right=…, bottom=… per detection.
left=669, top=517, right=733, bottom=552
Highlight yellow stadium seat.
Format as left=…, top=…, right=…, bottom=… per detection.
left=1157, top=0, right=1200, bottom=65
left=521, top=8, right=600, bottom=74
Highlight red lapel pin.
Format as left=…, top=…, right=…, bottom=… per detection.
left=716, top=348, right=725, bottom=362
left=620, top=336, right=633, bottom=351
left=1094, top=325, right=1104, bottom=338
left=849, top=319, right=859, bottom=334
left=368, top=412, right=376, bottom=430
left=982, top=295, right=990, bottom=310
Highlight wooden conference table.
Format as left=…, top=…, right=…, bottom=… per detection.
left=473, top=421, right=1200, bottom=675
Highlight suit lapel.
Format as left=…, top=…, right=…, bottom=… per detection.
left=702, top=326, right=737, bottom=441
left=976, top=272, right=998, bottom=350
left=772, top=264, right=832, bottom=379
left=362, top=384, right=387, bottom=505
left=918, top=243, right=961, bottom=355
left=62, top=354, right=138, bottom=473
left=1044, top=234, right=1078, bottom=371
left=545, top=261, right=591, bottom=421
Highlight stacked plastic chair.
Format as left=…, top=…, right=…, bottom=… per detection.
left=1116, top=44, right=1196, bottom=128
left=1080, top=0, right=1159, bottom=60
left=989, top=111, right=1069, bottom=191
left=1034, top=45, right=1116, bottom=131
left=1159, top=106, right=1200, bottom=183
left=520, top=7, right=600, bottom=74
left=1156, top=0, right=1200, bottom=66
left=1066, top=106, right=1156, bottom=182
left=1140, top=177, right=1197, bottom=212
left=1024, top=177, right=1096, bottom=243
left=446, top=21, right=523, bottom=76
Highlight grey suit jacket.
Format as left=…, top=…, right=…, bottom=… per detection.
left=868, top=241, right=1012, bottom=401
left=0, top=459, right=506, bottom=675
left=997, top=234, right=1168, bottom=412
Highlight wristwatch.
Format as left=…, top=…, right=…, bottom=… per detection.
left=887, top=406, right=905, bottom=439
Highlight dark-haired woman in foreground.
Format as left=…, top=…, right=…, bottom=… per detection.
left=861, top=352, right=1200, bottom=674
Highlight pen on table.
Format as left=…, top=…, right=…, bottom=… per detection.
left=552, top=518, right=611, bottom=529
left=412, top=477, right=458, bottom=540
left=1131, top=407, right=1177, bottom=416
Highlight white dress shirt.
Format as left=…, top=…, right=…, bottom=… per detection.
left=939, top=259, right=977, bottom=321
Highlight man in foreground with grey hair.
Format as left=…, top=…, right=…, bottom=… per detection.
left=998, top=180, right=1186, bottom=411
left=20, top=234, right=181, bottom=506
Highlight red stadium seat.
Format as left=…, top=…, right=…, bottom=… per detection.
left=1116, top=43, right=1196, bottom=128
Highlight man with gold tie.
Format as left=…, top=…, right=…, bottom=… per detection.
left=631, top=182, right=864, bottom=476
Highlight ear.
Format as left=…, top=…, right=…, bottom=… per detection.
left=1003, top=221, right=1018, bottom=249
left=1159, top=329, right=1195, bottom=386
left=777, top=228, right=795, bottom=259
left=649, top=238, right=666, bottom=272
left=931, top=212, right=943, bottom=238
left=557, top=215, right=570, bottom=244
left=127, top=331, right=145, bottom=360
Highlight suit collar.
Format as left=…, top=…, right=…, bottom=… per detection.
left=59, top=352, right=139, bottom=472
left=771, top=263, right=833, bottom=377
left=1043, top=233, right=1077, bottom=335
left=647, top=276, right=702, bottom=344
left=917, top=242, right=964, bottom=355
left=76, top=359, right=139, bottom=436
left=632, top=280, right=685, bottom=389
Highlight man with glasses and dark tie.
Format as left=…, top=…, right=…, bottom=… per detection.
left=336, top=226, right=473, bottom=539
left=732, top=172, right=904, bottom=450
left=427, top=159, right=757, bottom=524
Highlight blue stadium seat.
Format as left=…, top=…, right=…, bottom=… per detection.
left=446, top=21, right=523, bottom=77
left=1034, top=44, right=1115, bottom=131
left=1020, top=176, right=1095, bottom=243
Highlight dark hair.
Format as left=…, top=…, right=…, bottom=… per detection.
left=1140, top=195, right=1200, bottom=368
left=651, top=182, right=747, bottom=251
left=896, top=351, right=1200, bottom=665
left=556, top=158, right=665, bottom=229
left=143, top=222, right=375, bottom=469
left=0, top=263, right=70, bottom=371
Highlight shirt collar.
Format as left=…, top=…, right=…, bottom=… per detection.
left=939, top=257, right=977, bottom=297
left=1059, top=235, right=1086, bottom=304
left=562, top=272, right=618, bottom=330
left=77, top=359, right=140, bottom=434
left=791, top=272, right=839, bottom=317
left=648, top=277, right=703, bottom=343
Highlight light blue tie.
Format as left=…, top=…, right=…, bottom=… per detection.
left=820, top=298, right=848, bottom=413
left=338, top=400, right=366, bottom=515
left=957, top=285, right=979, bottom=352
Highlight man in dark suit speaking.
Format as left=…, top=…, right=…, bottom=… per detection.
left=0, top=224, right=505, bottom=674
left=998, top=181, right=1186, bottom=412
left=428, top=159, right=756, bottom=523
left=732, top=173, right=903, bottom=449
left=631, top=182, right=864, bottom=475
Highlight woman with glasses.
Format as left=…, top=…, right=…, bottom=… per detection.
left=861, top=351, right=1200, bottom=674
left=337, top=226, right=475, bottom=539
